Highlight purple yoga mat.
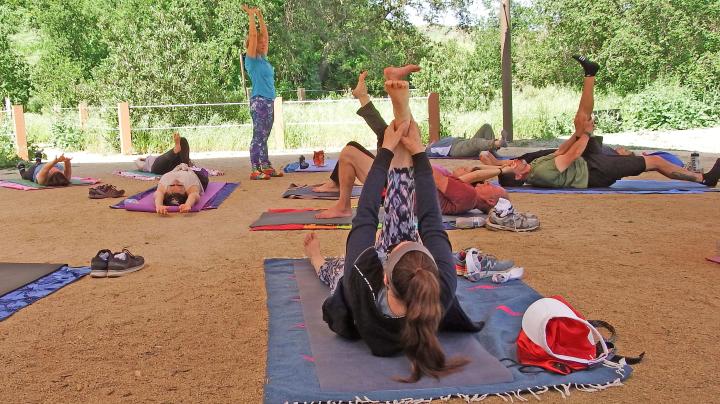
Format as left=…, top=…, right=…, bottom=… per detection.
left=124, top=182, right=225, bottom=212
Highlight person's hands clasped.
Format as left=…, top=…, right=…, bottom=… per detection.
left=178, top=203, right=192, bottom=213
left=400, top=120, right=424, bottom=155
left=382, top=119, right=410, bottom=152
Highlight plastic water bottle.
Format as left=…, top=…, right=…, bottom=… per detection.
left=455, top=216, right=486, bottom=229
left=690, top=152, right=701, bottom=172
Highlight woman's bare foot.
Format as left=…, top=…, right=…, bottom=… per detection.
left=312, top=181, right=339, bottom=193
left=479, top=151, right=508, bottom=166
left=173, top=132, right=182, bottom=154
left=352, top=71, right=369, bottom=99
left=315, top=204, right=352, bottom=219
left=383, top=64, right=421, bottom=80
left=303, top=232, right=326, bottom=274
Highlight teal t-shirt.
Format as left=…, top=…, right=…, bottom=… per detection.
left=527, top=154, right=589, bottom=188
left=244, top=55, right=276, bottom=99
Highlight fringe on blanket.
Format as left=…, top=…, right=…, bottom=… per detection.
left=282, top=378, right=625, bottom=404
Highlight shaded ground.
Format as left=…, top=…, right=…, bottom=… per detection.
left=0, top=149, right=718, bottom=403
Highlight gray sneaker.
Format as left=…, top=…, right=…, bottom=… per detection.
left=486, top=209, right=540, bottom=232
left=107, top=249, right=145, bottom=277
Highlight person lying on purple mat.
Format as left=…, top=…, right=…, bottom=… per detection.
left=150, top=134, right=209, bottom=215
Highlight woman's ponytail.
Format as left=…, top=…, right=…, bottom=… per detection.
left=391, top=251, right=469, bottom=383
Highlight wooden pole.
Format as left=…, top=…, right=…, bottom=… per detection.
left=297, top=87, right=306, bottom=101
left=117, top=102, right=132, bottom=155
left=239, top=49, right=250, bottom=101
left=12, top=104, right=28, bottom=161
left=78, top=102, right=89, bottom=129
left=500, top=0, right=513, bottom=141
left=428, top=92, right=440, bottom=144
left=271, top=96, right=285, bottom=150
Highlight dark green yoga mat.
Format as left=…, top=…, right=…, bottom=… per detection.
left=0, top=263, right=65, bottom=296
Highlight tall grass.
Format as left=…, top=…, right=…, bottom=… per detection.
left=18, top=84, right=699, bottom=154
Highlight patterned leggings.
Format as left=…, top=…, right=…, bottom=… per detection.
left=250, top=96, right=274, bottom=168
left=318, top=168, right=419, bottom=294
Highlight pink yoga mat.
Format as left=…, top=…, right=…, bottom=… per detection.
left=123, top=182, right=224, bottom=212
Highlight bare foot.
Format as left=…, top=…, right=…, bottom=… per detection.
left=312, top=181, right=339, bottom=193
left=303, top=233, right=326, bottom=274
left=173, top=132, right=181, bottom=153
left=315, top=205, right=352, bottom=219
left=384, top=79, right=410, bottom=104
left=479, top=151, right=507, bottom=166
left=383, top=65, right=421, bottom=80
left=352, top=71, right=369, bottom=99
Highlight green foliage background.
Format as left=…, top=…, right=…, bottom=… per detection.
left=0, top=0, right=718, bottom=154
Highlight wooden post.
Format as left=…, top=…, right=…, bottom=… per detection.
left=271, top=97, right=285, bottom=150
left=78, top=102, right=89, bottom=129
left=500, top=0, right=514, bottom=141
left=239, top=49, right=250, bottom=101
left=296, top=87, right=306, bottom=101
left=117, top=102, right=132, bottom=155
left=12, top=105, right=28, bottom=161
left=428, top=92, right=440, bottom=144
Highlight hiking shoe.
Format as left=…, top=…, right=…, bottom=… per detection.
left=702, top=158, right=720, bottom=187
left=464, top=248, right=515, bottom=282
left=16, top=162, right=26, bottom=171
left=313, top=150, right=326, bottom=167
left=250, top=169, right=270, bottom=180
left=89, top=184, right=125, bottom=199
left=90, top=249, right=113, bottom=278
left=486, top=209, right=540, bottom=232
left=107, top=249, right=145, bottom=277
left=261, top=165, right=284, bottom=177
left=299, top=155, right=309, bottom=169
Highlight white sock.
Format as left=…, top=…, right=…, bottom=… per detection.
left=494, top=198, right=514, bottom=218
left=492, top=267, right=524, bottom=283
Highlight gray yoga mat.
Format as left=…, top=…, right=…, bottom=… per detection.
left=293, top=260, right=514, bottom=391
left=0, top=263, right=65, bottom=296
left=282, top=185, right=363, bottom=200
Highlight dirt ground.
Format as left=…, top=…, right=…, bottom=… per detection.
left=0, top=149, right=719, bottom=404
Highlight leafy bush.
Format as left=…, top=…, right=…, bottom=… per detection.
left=50, top=119, right=86, bottom=151
left=622, top=80, right=720, bottom=131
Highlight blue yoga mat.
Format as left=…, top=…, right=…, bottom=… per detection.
left=264, top=259, right=633, bottom=403
left=1, top=266, right=90, bottom=321
left=505, top=179, right=718, bottom=194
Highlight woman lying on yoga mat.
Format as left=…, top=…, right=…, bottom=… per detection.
left=312, top=71, right=508, bottom=219
left=485, top=56, right=720, bottom=189
left=150, top=133, right=209, bottom=215
left=306, top=66, right=481, bottom=383
left=18, top=153, right=72, bottom=186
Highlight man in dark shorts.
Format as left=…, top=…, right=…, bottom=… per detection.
left=495, top=56, right=720, bottom=189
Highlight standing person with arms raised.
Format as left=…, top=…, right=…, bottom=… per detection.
left=242, top=5, right=282, bottom=180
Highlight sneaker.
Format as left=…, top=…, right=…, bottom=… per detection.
left=89, top=184, right=125, bottom=199
left=464, top=248, right=515, bottom=282
left=298, top=155, right=309, bottom=169
left=90, top=249, right=113, bottom=278
left=491, top=267, right=525, bottom=284
left=454, top=250, right=468, bottom=276
left=16, top=162, right=26, bottom=171
left=107, top=249, right=145, bottom=277
left=313, top=150, right=326, bottom=167
left=261, top=164, right=284, bottom=177
left=486, top=209, right=540, bottom=232
left=250, top=169, right=270, bottom=180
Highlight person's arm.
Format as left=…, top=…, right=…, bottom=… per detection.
left=179, top=186, right=201, bottom=213
left=256, top=8, right=268, bottom=55
left=154, top=185, right=168, bottom=215
left=401, top=121, right=455, bottom=311
left=243, top=5, right=257, bottom=58
left=61, top=156, right=72, bottom=179
left=35, top=155, right=63, bottom=184
left=554, top=133, right=579, bottom=156
left=432, top=168, right=449, bottom=193
left=458, top=166, right=508, bottom=183
left=554, top=133, right=590, bottom=172
left=343, top=121, right=406, bottom=279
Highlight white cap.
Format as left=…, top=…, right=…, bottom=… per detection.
left=521, top=297, right=609, bottom=365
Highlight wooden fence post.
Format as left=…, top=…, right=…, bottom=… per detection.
left=117, top=102, right=132, bottom=155
left=271, top=97, right=285, bottom=150
left=500, top=0, right=514, bottom=141
left=296, top=88, right=306, bottom=101
left=12, top=105, right=28, bottom=161
left=78, top=102, right=89, bottom=129
left=428, top=92, right=440, bottom=144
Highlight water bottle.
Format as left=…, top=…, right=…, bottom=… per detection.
left=455, top=216, right=487, bottom=229
left=690, top=152, right=701, bottom=172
